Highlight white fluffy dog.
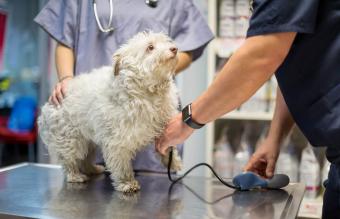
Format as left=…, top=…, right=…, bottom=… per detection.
left=38, top=32, right=183, bottom=192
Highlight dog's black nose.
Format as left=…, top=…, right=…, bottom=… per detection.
left=170, top=47, right=178, bottom=55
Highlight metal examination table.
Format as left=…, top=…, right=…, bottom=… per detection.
left=0, top=163, right=305, bottom=219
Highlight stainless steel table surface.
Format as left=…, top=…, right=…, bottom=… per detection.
left=0, top=163, right=305, bottom=219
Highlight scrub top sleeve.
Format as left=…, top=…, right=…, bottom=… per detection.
left=34, top=0, right=78, bottom=49
left=170, top=0, right=214, bottom=61
left=247, top=0, right=320, bottom=37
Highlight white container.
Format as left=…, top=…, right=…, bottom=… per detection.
left=219, top=17, right=235, bottom=38
left=219, top=0, right=235, bottom=38
left=233, top=129, right=251, bottom=177
left=299, top=144, right=321, bottom=199
left=275, top=138, right=299, bottom=183
left=235, top=0, right=250, bottom=17
left=234, top=16, right=249, bottom=38
left=240, top=82, right=267, bottom=113
left=267, top=77, right=278, bottom=112
left=322, top=159, right=330, bottom=188
left=213, top=130, right=234, bottom=178
left=220, top=0, right=235, bottom=17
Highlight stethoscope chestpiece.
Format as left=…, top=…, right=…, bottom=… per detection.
left=146, top=0, right=158, bottom=8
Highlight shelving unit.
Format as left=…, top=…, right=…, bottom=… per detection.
left=205, top=0, right=275, bottom=168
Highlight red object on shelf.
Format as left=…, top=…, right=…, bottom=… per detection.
left=0, top=116, right=37, bottom=143
left=0, top=116, right=37, bottom=162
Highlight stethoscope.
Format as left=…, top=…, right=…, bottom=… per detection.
left=93, top=0, right=158, bottom=33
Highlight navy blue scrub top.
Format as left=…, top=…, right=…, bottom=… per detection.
left=247, top=0, right=340, bottom=164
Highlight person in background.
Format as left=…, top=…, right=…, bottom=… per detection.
left=156, top=1, right=340, bottom=217
left=34, top=0, right=213, bottom=173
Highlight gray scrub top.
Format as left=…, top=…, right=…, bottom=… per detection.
left=34, top=0, right=214, bottom=172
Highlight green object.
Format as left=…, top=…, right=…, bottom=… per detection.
left=0, top=77, right=10, bottom=91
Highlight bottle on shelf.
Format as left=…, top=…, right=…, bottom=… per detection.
left=213, top=127, right=235, bottom=178
left=275, top=134, right=299, bottom=182
left=219, top=0, right=235, bottom=38
left=234, top=0, right=250, bottom=38
left=299, top=144, right=321, bottom=199
left=232, top=124, right=253, bottom=176
left=322, top=158, right=330, bottom=188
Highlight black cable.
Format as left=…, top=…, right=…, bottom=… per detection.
left=167, top=147, right=240, bottom=190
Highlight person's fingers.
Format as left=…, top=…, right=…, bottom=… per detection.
left=61, top=85, right=67, bottom=98
left=48, top=96, right=52, bottom=104
left=266, top=157, right=276, bottom=178
left=251, top=163, right=262, bottom=172
left=244, top=153, right=268, bottom=177
left=244, top=156, right=257, bottom=172
left=55, top=84, right=63, bottom=104
left=156, top=136, right=167, bottom=155
left=51, top=90, right=60, bottom=106
left=155, top=138, right=161, bottom=153
left=160, top=138, right=171, bottom=156
left=160, top=141, right=168, bottom=156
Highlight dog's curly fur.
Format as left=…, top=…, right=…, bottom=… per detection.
left=38, top=32, right=183, bottom=192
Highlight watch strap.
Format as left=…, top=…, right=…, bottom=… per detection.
left=182, top=104, right=205, bottom=129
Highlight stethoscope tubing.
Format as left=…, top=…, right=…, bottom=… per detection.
left=93, top=0, right=114, bottom=33
left=93, top=0, right=158, bottom=33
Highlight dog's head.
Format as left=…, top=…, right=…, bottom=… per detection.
left=112, top=32, right=178, bottom=80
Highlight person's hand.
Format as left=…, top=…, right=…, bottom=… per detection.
left=49, top=76, right=73, bottom=107
left=155, top=113, right=194, bottom=155
left=243, top=138, right=281, bottom=179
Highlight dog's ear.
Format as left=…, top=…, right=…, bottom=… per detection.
left=112, top=54, right=121, bottom=76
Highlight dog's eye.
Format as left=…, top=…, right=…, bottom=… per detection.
left=147, top=44, right=154, bottom=52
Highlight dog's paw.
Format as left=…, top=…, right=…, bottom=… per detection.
left=84, top=164, right=105, bottom=175
left=170, top=156, right=183, bottom=172
left=66, top=173, right=89, bottom=183
left=161, top=148, right=183, bottom=171
left=114, top=180, right=140, bottom=193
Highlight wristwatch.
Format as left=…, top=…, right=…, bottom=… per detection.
left=182, top=103, right=205, bottom=129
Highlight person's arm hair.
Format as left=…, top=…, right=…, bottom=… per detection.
left=191, top=32, right=297, bottom=124
left=55, top=43, right=75, bottom=81
left=175, top=51, right=193, bottom=74
left=267, top=87, right=295, bottom=145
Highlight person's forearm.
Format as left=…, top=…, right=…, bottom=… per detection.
left=190, top=32, right=297, bottom=124
left=175, top=52, right=192, bottom=74
left=55, top=43, right=75, bottom=81
left=267, top=87, right=295, bottom=145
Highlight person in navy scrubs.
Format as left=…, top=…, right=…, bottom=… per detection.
left=156, top=1, right=340, bottom=217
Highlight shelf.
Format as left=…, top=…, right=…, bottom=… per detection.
left=220, top=110, right=273, bottom=121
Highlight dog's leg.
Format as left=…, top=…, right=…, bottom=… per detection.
left=160, top=147, right=183, bottom=172
left=81, top=143, right=105, bottom=175
left=56, top=138, right=90, bottom=183
left=62, top=159, right=89, bottom=183
left=102, top=147, right=140, bottom=193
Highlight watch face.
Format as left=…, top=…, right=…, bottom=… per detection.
left=182, top=105, right=191, bottom=123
